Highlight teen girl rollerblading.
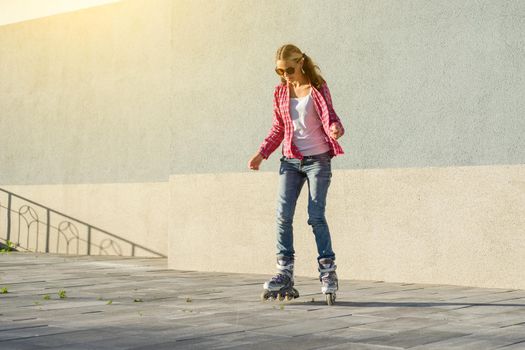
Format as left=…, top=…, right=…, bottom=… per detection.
left=248, top=44, right=345, bottom=305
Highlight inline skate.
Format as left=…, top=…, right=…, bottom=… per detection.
left=319, top=258, right=338, bottom=305
left=261, top=256, right=300, bottom=301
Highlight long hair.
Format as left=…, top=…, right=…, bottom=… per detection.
left=275, top=44, right=326, bottom=89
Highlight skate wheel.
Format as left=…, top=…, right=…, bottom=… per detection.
left=292, top=288, right=300, bottom=299
left=261, top=290, right=270, bottom=301
left=277, top=292, right=285, bottom=301
left=326, top=293, right=336, bottom=306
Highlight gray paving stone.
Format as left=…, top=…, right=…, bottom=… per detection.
left=206, top=333, right=291, bottom=350
left=321, top=343, right=404, bottom=350
left=1, top=252, right=525, bottom=349
left=314, top=326, right=397, bottom=342
left=249, top=319, right=350, bottom=337
left=0, top=342, right=52, bottom=350
left=0, top=325, right=75, bottom=342
left=3, top=328, right=121, bottom=348
left=223, top=333, right=354, bottom=350
left=409, top=333, right=514, bottom=349
left=355, top=328, right=470, bottom=348
left=500, top=340, right=525, bottom=350
left=323, top=314, right=391, bottom=327
left=350, top=316, right=448, bottom=333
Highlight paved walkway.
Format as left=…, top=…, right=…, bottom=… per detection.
left=1, top=253, right=525, bottom=349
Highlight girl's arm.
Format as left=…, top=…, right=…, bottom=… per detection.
left=258, top=86, right=285, bottom=159
left=320, top=82, right=345, bottom=136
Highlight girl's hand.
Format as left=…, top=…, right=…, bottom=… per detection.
left=248, top=152, right=264, bottom=170
left=329, top=123, right=344, bottom=140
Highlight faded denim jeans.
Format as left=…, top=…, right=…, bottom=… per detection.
left=275, top=151, right=335, bottom=261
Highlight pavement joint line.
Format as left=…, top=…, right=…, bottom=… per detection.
left=0, top=327, right=91, bottom=343
left=320, top=313, right=365, bottom=320
left=11, top=318, right=38, bottom=322
left=0, top=280, right=47, bottom=285
left=447, top=290, right=520, bottom=300
left=46, top=284, right=98, bottom=289
left=496, top=339, right=525, bottom=349
left=0, top=325, right=49, bottom=332
left=488, top=297, right=525, bottom=303
left=499, top=321, right=525, bottom=329
left=371, top=288, right=427, bottom=295
left=174, top=329, right=248, bottom=343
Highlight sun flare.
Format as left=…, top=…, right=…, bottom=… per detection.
left=0, top=0, right=121, bottom=26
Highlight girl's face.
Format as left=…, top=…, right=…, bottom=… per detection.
left=275, top=59, right=303, bottom=83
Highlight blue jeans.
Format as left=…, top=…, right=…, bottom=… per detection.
left=275, top=151, right=335, bottom=261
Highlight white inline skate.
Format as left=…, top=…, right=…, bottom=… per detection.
left=261, top=256, right=300, bottom=301
left=319, top=258, right=338, bottom=305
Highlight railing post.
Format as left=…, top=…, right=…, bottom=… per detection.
left=87, top=226, right=91, bottom=255
left=45, top=209, right=50, bottom=253
left=6, top=193, right=12, bottom=241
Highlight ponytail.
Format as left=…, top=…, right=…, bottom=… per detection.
left=301, top=53, right=325, bottom=89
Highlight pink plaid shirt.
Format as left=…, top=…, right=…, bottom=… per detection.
left=258, top=81, right=345, bottom=160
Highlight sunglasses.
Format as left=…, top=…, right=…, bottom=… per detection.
left=275, top=66, right=296, bottom=76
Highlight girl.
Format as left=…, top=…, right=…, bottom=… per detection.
left=248, top=44, right=345, bottom=305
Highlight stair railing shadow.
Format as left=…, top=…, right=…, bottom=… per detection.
left=0, top=188, right=165, bottom=258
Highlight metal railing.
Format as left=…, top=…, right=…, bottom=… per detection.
left=0, top=188, right=165, bottom=257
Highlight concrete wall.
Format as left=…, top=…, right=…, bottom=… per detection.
left=0, top=0, right=171, bottom=185
left=0, top=0, right=171, bottom=256
left=170, top=0, right=525, bottom=175
left=1, top=183, right=168, bottom=257
left=1, top=0, right=524, bottom=287
left=170, top=165, right=525, bottom=289
left=168, top=0, right=525, bottom=289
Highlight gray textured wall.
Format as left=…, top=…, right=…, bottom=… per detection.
left=171, top=0, right=525, bottom=175
left=1, top=0, right=524, bottom=185
left=0, top=0, right=172, bottom=185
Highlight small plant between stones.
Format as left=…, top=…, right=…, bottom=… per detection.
left=1, top=287, right=8, bottom=294
left=0, top=240, right=15, bottom=254
left=58, top=290, right=67, bottom=299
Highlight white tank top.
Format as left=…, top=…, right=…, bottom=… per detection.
left=289, top=90, right=331, bottom=156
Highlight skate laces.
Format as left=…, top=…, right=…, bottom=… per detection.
left=321, top=271, right=335, bottom=283
left=318, top=259, right=337, bottom=284
left=275, top=258, right=294, bottom=280
left=270, top=273, right=289, bottom=284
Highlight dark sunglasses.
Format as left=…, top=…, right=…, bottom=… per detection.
left=275, top=66, right=296, bottom=76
